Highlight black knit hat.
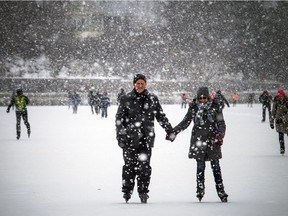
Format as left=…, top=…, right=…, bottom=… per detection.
left=197, top=86, right=210, bottom=99
left=133, top=74, right=146, bottom=84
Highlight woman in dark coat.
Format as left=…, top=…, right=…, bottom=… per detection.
left=115, top=74, right=173, bottom=203
left=167, top=86, right=228, bottom=202
left=270, top=89, right=288, bottom=155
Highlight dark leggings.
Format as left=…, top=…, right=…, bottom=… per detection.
left=16, top=111, right=30, bottom=134
left=279, top=132, right=287, bottom=152
left=196, top=159, right=223, bottom=188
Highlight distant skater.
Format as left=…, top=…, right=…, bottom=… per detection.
left=6, top=89, right=31, bottom=139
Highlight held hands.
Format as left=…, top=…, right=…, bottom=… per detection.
left=166, top=132, right=176, bottom=142
left=215, top=134, right=224, bottom=146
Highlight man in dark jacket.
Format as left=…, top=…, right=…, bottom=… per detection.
left=166, top=86, right=228, bottom=202
left=6, top=89, right=31, bottom=139
left=214, top=90, right=230, bottom=111
left=115, top=74, right=173, bottom=203
left=259, top=90, right=272, bottom=122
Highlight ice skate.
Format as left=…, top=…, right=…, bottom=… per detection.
left=196, top=182, right=205, bottom=202
left=196, top=190, right=205, bottom=202
left=139, top=193, right=149, bottom=203
left=28, top=128, right=31, bottom=138
left=217, top=190, right=228, bottom=202
left=123, top=192, right=132, bottom=203
left=16, top=132, right=20, bottom=140
left=216, top=184, right=228, bottom=202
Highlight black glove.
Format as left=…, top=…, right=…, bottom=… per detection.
left=6, top=108, right=10, bottom=113
left=117, top=135, right=128, bottom=148
left=166, top=133, right=176, bottom=142
left=215, top=135, right=224, bottom=146
left=270, top=123, right=274, bottom=129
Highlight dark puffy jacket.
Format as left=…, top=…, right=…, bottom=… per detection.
left=115, top=89, right=172, bottom=148
left=173, top=99, right=226, bottom=161
left=100, top=95, right=110, bottom=108
left=259, top=92, right=272, bottom=106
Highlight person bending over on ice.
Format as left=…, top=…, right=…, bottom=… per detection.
left=166, top=86, right=228, bottom=202
left=115, top=74, right=173, bottom=204
left=6, top=89, right=31, bottom=140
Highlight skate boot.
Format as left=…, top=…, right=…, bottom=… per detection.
left=196, top=189, right=205, bottom=202
left=16, top=132, right=20, bottom=140
left=216, top=184, right=228, bottom=202
left=196, top=183, right=205, bottom=202
left=123, top=191, right=132, bottom=203
left=139, top=193, right=149, bottom=204
left=28, top=128, right=31, bottom=138
left=280, top=144, right=285, bottom=155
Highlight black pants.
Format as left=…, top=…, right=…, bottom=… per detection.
left=72, top=104, right=78, bottom=114
left=101, top=107, right=108, bottom=118
left=262, top=103, right=271, bottom=121
left=122, top=142, right=152, bottom=194
left=279, top=132, right=287, bottom=153
left=196, top=159, right=224, bottom=190
left=16, top=111, right=30, bottom=135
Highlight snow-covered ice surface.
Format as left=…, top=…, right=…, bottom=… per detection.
left=1, top=104, right=288, bottom=216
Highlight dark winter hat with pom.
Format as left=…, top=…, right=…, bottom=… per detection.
left=133, top=74, right=146, bottom=84
left=197, top=86, right=210, bottom=99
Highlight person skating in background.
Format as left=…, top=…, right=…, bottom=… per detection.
left=166, top=86, right=228, bottom=202
left=6, top=89, right=31, bottom=140
left=67, top=91, right=72, bottom=109
left=213, top=90, right=230, bottom=111
left=270, top=89, right=288, bottom=155
left=181, top=93, right=187, bottom=109
left=231, top=92, right=238, bottom=107
left=247, top=93, right=255, bottom=107
left=115, top=74, right=173, bottom=203
left=71, top=91, right=81, bottom=114
left=259, top=90, right=273, bottom=122
left=88, top=90, right=96, bottom=114
left=117, top=88, right=126, bottom=105
left=100, top=91, right=110, bottom=118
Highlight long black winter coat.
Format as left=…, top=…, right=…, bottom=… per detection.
left=115, top=89, right=172, bottom=148
left=271, top=95, right=288, bottom=134
left=174, top=99, right=226, bottom=161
